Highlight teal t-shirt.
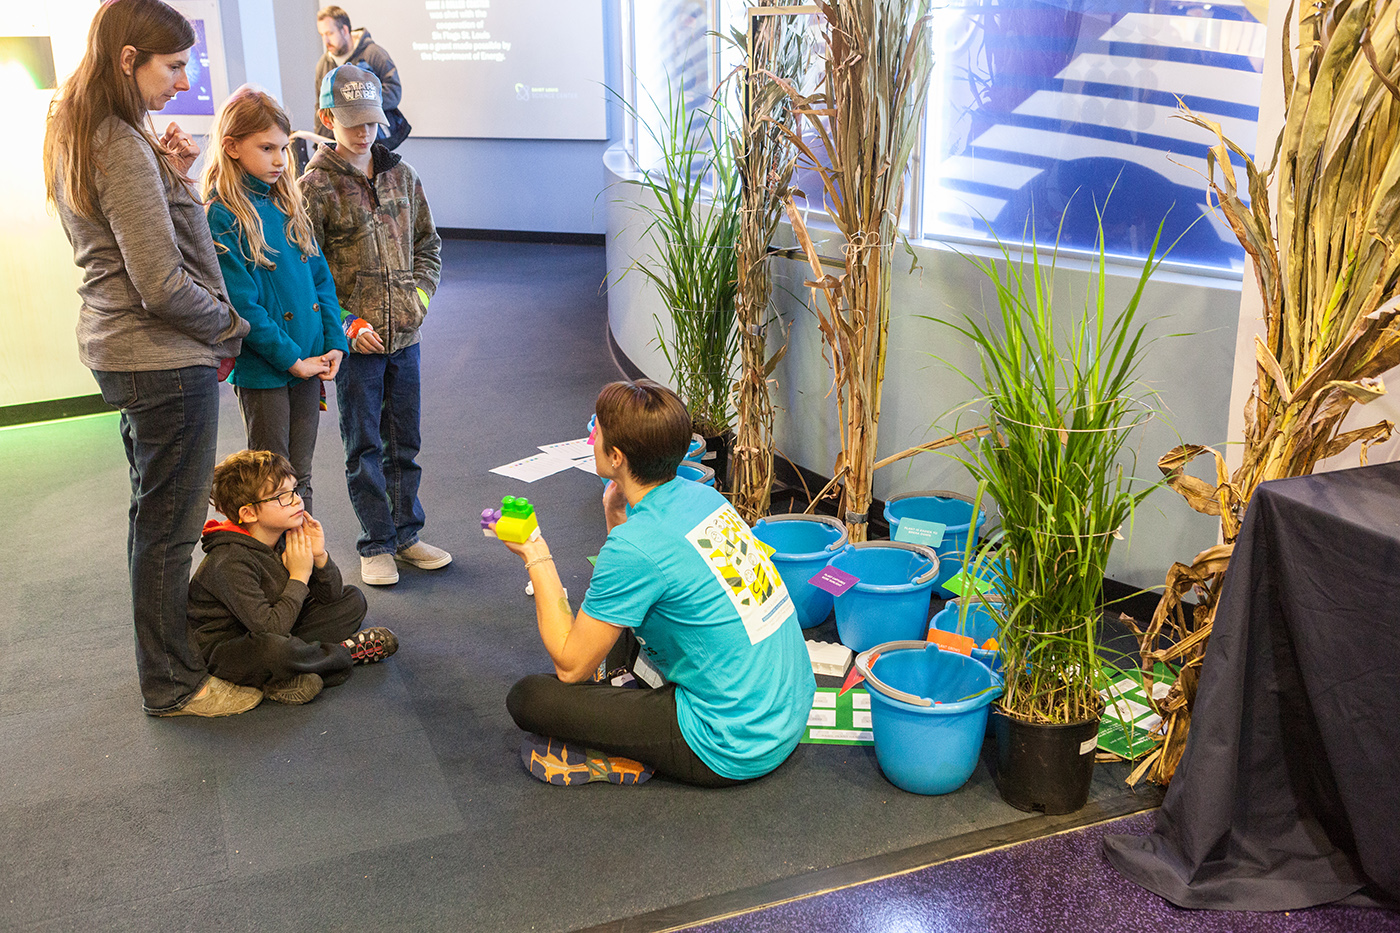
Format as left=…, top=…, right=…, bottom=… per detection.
left=581, top=478, right=816, bottom=779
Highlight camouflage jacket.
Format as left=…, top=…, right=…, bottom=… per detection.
left=300, top=143, right=441, bottom=354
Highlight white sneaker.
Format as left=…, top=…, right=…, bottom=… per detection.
left=396, top=540, right=452, bottom=570
left=361, top=553, right=400, bottom=585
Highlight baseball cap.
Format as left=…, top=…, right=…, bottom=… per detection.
left=318, top=64, right=389, bottom=127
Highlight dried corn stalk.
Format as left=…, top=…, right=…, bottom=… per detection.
left=1134, top=0, right=1400, bottom=784
left=774, top=0, right=934, bottom=540
left=731, top=6, right=809, bottom=524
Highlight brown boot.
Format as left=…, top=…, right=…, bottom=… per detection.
left=154, top=676, right=262, bottom=718
left=264, top=673, right=324, bottom=705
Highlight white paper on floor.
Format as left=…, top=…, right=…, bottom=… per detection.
left=537, top=437, right=594, bottom=460
left=490, top=452, right=577, bottom=482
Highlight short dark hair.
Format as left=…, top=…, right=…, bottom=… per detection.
left=316, top=5, right=351, bottom=30
left=595, top=380, right=691, bottom=484
left=211, top=450, right=295, bottom=523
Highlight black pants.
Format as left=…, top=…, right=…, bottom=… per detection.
left=506, top=675, right=747, bottom=788
left=206, top=586, right=367, bottom=689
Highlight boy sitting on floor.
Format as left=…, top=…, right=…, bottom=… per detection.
left=188, top=450, right=399, bottom=705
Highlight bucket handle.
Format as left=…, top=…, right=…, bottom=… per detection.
left=885, top=489, right=1002, bottom=528
left=854, top=641, right=935, bottom=707
left=757, top=513, right=850, bottom=551
left=850, top=540, right=941, bottom=584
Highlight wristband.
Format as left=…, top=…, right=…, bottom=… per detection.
left=525, top=555, right=554, bottom=571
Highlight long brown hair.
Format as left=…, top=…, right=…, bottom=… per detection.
left=202, top=86, right=318, bottom=269
left=43, top=0, right=195, bottom=220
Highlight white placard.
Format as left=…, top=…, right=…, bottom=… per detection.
left=489, top=452, right=576, bottom=482
left=538, top=437, right=594, bottom=460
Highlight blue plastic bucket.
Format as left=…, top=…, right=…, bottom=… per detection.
left=828, top=542, right=940, bottom=652
left=687, top=434, right=706, bottom=461
left=855, top=640, right=1004, bottom=795
left=677, top=460, right=716, bottom=487
left=930, top=597, right=1006, bottom=675
left=752, top=515, right=850, bottom=629
left=884, top=491, right=994, bottom=599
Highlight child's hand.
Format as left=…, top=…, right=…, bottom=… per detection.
left=283, top=527, right=314, bottom=582
left=302, top=515, right=329, bottom=567
left=352, top=329, right=385, bottom=354
left=320, top=349, right=344, bottom=380
left=290, top=357, right=330, bottom=379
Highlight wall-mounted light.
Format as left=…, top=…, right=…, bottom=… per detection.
left=0, top=36, right=57, bottom=90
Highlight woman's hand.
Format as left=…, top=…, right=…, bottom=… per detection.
left=158, top=122, right=200, bottom=175
left=603, top=480, right=628, bottom=532
left=320, top=349, right=344, bottom=380
left=289, top=357, right=329, bottom=379
left=489, top=519, right=551, bottom=565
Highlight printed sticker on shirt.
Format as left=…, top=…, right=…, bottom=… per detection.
left=687, top=504, right=793, bottom=645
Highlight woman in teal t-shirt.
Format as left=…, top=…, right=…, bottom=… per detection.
left=493, top=380, right=815, bottom=787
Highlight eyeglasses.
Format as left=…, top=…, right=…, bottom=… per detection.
left=249, top=488, right=301, bottom=508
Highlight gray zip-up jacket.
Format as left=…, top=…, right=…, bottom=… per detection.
left=53, top=116, right=247, bottom=371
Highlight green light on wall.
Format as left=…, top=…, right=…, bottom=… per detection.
left=0, top=36, right=56, bottom=91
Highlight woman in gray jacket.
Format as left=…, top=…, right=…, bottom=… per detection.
left=44, top=0, right=257, bottom=717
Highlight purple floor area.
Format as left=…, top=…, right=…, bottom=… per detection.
left=683, top=813, right=1400, bottom=933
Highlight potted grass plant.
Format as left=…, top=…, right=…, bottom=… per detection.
left=618, top=80, right=742, bottom=465
left=942, top=209, right=1166, bottom=814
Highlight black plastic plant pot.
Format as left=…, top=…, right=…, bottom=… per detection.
left=989, top=710, right=1100, bottom=815
left=703, top=429, right=734, bottom=492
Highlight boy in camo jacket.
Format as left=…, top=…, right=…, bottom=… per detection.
left=300, top=64, right=447, bottom=588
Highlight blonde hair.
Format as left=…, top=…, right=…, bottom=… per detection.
left=201, top=85, right=319, bottom=270
left=44, top=0, right=196, bottom=220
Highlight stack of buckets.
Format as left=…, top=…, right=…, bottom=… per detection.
left=752, top=491, right=1005, bottom=796
left=679, top=435, right=716, bottom=487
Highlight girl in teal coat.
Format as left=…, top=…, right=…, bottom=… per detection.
left=204, top=86, right=349, bottom=515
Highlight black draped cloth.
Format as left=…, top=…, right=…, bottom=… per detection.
left=1104, top=463, right=1400, bottom=910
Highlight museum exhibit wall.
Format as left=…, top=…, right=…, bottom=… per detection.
left=5, top=0, right=623, bottom=413
left=2, top=0, right=261, bottom=410
left=270, top=0, right=625, bottom=236
left=604, top=146, right=1239, bottom=590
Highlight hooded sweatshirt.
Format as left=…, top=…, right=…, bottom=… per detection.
left=187, top=520, right=348, bottom=656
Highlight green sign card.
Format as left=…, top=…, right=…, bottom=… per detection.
left=801, top=686, right=874, bottom=746
left=894, top=517, right=947, bottom=548
left=943, top=569, right=994, bottom=597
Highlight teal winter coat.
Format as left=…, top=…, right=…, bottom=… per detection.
left=207, top=178, right=349, bottom=389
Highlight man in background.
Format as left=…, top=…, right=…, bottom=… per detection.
left=313, top=5, right=411, bottom=150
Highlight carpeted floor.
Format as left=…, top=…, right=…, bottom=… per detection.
left=0, top=240, right=1152, bottom=933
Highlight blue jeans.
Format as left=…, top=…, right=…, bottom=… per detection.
left=335, top=344, right=425, bottom=557
left=93, top=366, right=220, bottom=714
